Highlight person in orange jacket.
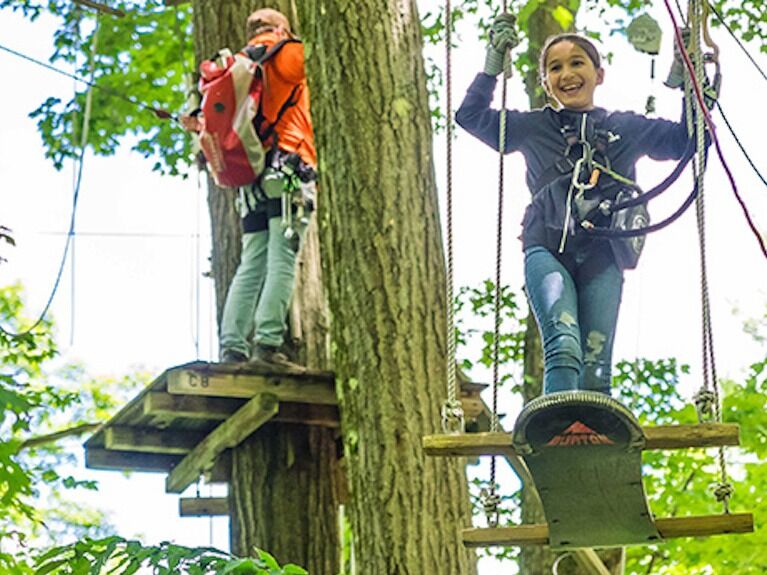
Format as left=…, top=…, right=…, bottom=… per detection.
left=184, top=8, right=317, bottom=367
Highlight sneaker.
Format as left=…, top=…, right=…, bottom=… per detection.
left=251, top=343, right=304, bottom=370
left=221, top=349, right=248, bottom=363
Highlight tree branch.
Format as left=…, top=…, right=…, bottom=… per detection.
left=19, top=422, right=101, bottom=451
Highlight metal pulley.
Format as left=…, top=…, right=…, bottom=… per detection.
left=626, top=13, right=662, bottom=55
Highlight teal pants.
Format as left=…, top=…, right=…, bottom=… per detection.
left=219, top=215, right=305, bottom=357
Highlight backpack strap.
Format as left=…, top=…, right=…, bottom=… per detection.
left=248, top=38, right=304, bottom=145
left=243, top=37, right=300, bottom=64
left=258, top=83, right=301, bottom=143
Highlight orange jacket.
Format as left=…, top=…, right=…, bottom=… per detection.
left=248, top=31, right=317, bottom=168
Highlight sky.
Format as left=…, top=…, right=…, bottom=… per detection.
left=1, top=2, right=766, bottom=573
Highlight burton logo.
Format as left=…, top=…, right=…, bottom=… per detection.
left=547, top=421, right=614, bottom=447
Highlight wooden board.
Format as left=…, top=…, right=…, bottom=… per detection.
left=166, top=364, right=337, bottom=405
left=423, top=422, right=740, bottom=457
left=179, top=497, right=229, bottom=517
left=463, top=513, right=755, bottom=547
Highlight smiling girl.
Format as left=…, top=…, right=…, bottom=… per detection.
left=456, top=22, right=693, bottom=396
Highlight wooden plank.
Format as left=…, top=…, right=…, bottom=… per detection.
left=143, top=392, right=245, bottom=423
left=165, top=393, right=279, bottom=494
left=572, top=549, right=613, bottom=575
left=462, top=513, right=754, bottom=548
left=655, top=513, right=754, bottom=538
left=275, top=402, right=340, bottom=428
left=105, top=426, right=207, bottom=455
left=85, top=448, right=182, bottom=473
left=167, top=367, right=337, bottom=405
left=423, top=432, right=513, bottom=457
left=424, top=424, right=741, bottom=458
left=179, top=497, right=229, bottom=517
left=85, top=446, right=230, bottom=480
left=644, top=424, right=740, bottom=450
left=463, top=524, right=549, bottom=547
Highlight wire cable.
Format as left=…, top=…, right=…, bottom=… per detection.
left=0, top=23, right=100, bottom=339
left=706, top=2, right=767, bottom=83
left=715, top=102, right=767, bottom=189
left=663, top=0, right=767, bottom=260
left=0, top=42, right=176, bottom=121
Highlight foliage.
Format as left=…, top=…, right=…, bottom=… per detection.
left=455, top=280, right=527, bottom=393
left=0, top=284, right=146, bottom=571
left=1, top=0, right=762, bottom=171
left=34, top=537, right=307, bottom=575
left=0, top=283, right=308, bottom=574
left=1, top=0, right=194, bottom=176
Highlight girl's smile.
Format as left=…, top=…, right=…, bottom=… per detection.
left=543, top=41, right=604, bottom=111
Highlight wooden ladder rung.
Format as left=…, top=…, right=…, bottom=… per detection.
left=423, top=423, right=740, bottom=457
left=462, top=513, right=754, bottom=548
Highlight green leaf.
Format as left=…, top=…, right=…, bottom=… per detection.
left=551, top=5, right=574, bottom=31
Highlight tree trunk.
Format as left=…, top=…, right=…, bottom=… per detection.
left=191, top=2, right=339, bottom=572
left=520, top=5, right=624, bottom=574
left=229, top=424, right=343, bottom=572
left=297, top=1, right=477, bottom=573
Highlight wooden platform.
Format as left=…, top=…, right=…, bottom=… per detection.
left=84, top=361, right=338, bottom=493
left=84, top=361, right=491, bottom=500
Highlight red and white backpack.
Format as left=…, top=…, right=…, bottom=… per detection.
left=197, top=39, right=298, bottom=188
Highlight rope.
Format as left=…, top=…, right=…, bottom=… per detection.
left=482, top=1, right=512, bottom=530
left=682, top=0, right=732, bottom=513
left=440, top=0, right=465, bottom=435
left=0, top=19, right=100, bottom=340
left=662, top=0, right=767, bottom=261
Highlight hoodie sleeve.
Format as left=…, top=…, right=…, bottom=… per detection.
left=455, top=73, right=528, bottom=154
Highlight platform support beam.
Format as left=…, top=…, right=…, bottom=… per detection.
left=166, top=393, right=279, bottom=494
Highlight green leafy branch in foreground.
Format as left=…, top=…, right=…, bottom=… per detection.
left=35, top=537, right=307, bottom=575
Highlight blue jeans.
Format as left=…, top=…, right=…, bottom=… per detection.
left=524, top=245, right=623, bottom=395
left=219, top=214, right=306, bottom=357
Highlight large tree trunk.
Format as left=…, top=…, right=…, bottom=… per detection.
left=520, top=4, right=624, bottom=574
left=297, top=1, right=477, bottom=573
left=191, top=2, right=339, bottom=572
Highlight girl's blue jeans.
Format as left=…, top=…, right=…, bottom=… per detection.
left=524, top=245, right=624, bottom=395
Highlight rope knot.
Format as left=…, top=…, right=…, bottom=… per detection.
left=479, top=487, right=501, bottom=528
left=441, top=399, right=465, bottom=434
left=714, top=482, right=734, bottom=505
left=693, top=388, right=716, bottom=422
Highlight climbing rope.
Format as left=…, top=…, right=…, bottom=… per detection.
left=441, top=0, right=465, bottom=435
left=675, top=0, right=733, bottom=513
left=480, top=2, right=512, bottom=530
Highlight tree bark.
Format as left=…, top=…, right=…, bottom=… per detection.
left=191, top=2, right=338, bottom=572
left=297, top=1, right=477, bottom=573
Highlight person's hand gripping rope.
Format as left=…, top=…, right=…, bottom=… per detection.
left=484, top=13, right=520, bottom=77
